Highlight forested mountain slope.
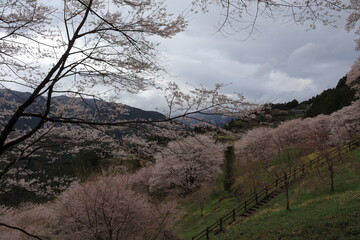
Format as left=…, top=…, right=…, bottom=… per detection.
left=304, top=76, right=357, bottom=117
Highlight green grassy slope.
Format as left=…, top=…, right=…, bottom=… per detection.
left=175, top=174, right=240, bottom=240
left=177, top=147, right=360, bottom=240
left=212, top=148, right=360, bottom=240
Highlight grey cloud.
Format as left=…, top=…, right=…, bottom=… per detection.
left=288, top=43, right=326, bottom=67
left=155, top=4, right=358, bottom=107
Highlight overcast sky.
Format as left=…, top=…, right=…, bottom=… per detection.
left=121, top=2, right=359, bottom=111
left=2, top=2, right=357, bottom=112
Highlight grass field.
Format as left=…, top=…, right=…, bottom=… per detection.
left=175, top=174, right=240, bottom=240
left=177, top=147, right=360, bottom=240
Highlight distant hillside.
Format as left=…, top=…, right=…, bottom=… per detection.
left=224, top=99, right=308, bottom=131
left=0, top=89, right=166, bottom=130
left=0, top=89, right=167, bottom=206
left=177, top=112, right=234, bottom=128
left=225, top=76, right=357, bottom=132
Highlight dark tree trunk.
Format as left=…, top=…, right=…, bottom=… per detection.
left=284, top=172, right=290, bottom=210
left=285, top=182, right=290, bottom=210
left=329, top=164, right=335, bottom=192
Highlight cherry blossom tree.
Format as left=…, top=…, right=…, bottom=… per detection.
left=346, top=0, right=360, bottom=45
left=304, top=114, right=332, bottom=148
left=57, top=175, right=178, bottom=240
left=0, top=0, right=180, bottom=182
left=0, top=0, right=252, bottom=190
left=303, top=114, right=339, bottom=192
left=330, top=100, right=360, bottom=143
left=193, top=0, right=348, bottom=36
left=0, top=174, right=179, bottom=240
left=269, top=119, right=310, bottom=210
left=346, top=0, right=360, bottom=95
left=233, top=103, right=359, bottom=202
left=235, top=126, right=275, bottom=165
left=149, top=134, right=224, bottom=195
left=191, top=183, right=213, bottom=217
left=233, top=127, right=274, bottom=195
left=235, top=158, right=269, bottom=197
left=0, top=203, right=56, bottom=240
left=235, top=119, right=314, bottom=209
left=303, top=108, right=360, bottom=192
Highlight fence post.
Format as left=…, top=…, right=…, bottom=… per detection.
left=275, top=179, right=278, bottom=190
left=232, top=209, right=236, bottom=221
left=244, top=200, right=247, bottom=211
left=265, top=186, right=269, bottom=196
left=293, top=169, right=296, bottom=179
left=255, top=193, right=258, bottom=203
left=219, top=218, right=223, bottom=232
left=206, top=227, right=209, bottom=240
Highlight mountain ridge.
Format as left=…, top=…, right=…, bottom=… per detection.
left=0, top=89, right=166, bottom=130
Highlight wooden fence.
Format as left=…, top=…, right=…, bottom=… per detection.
left=191, top=138, right=360, bottom=240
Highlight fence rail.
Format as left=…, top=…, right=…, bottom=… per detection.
left=191, top=138, right=360, bottom=240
